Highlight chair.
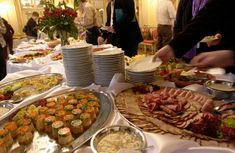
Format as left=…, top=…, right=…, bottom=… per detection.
left=139, top=27, right=158, bottom=55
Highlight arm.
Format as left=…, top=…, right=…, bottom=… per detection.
left=169, top=0, right=225, bottom=58
left=173, top=0, right=184, bottom=37
left=190, top=50, right=235, bottom=68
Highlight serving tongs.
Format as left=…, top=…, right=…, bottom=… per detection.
left=212, top=100, right=235, bottom=114
left=0, top=97, right=23, bottom=104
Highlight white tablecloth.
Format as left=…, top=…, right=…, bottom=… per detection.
left=1, top=71, right=235, bottom=153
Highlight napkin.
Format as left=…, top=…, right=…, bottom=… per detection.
left=146, top=132, right=200, bottom=153
left=107, top=73, right=134, bottom=96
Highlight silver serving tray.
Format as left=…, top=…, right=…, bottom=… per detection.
left=0, top=73, right=63, bottom=104
left=0, top=89, right=113, bottom=153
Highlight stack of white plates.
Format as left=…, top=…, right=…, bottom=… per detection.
left=126, top=70, right=156, bottom=83
left=126, top=56, right=162, bottom=83
left=93, top=48, right=125, bottom=86
left=62, top=44, right=93, bottom=87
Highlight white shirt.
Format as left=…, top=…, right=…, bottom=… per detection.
left=77, top=2, right=97, bottom=29
left=156, top=0, right=176, bottom=25
left=110, top=0, right=115, bottom=26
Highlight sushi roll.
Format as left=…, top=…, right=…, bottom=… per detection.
left=35, top=114, right=46, bottom=132
left=80, top=113, right=92, bottom=129
left=87, top=101, right=100, bottom=114
left=55, top=104, right=64, bottom=111
left=52, top=121, right=64, bottom=139
left=25, top=110, right=38, bottom=122
left=46, top=102, right=56, bottom=108
left=58, top=127, right=74, bottom=146
left=17, top=118, right=34, bottom=132
left=0, top=129, right=13, bottom=150
left=76, top=103, right=87, bottom=110
left=39, top=107, right=48, bottom=114
left=87, top=93, right=98, bottom=101
left=63, top=114, right=75, bottom=128
left=72, top=109, right=82, bottom=118
left=71, top=119, right=83, bottom=135
left=64, top=105, right=74, bottom=112
left=85, top=107, right=96, bottom=121
left=80, top=99, right=88, bottom=104
left=57, top=95, right=66, bottom=101
left=58, top=99, right=67, bottom=106
left=68, top=99, right=78, bottom=106
left=4, top=122, right=18, bottom=138
left=55, top=110, right=67, bottom=119
left=46, top=108, right=56, bottom=116
left=16, top=126, right=33, bottom=145
left=0, top=139, right=7, bottom=153
left=46, top=97, right=56, bottom=103
left=44, top=116, right=56, bottom=134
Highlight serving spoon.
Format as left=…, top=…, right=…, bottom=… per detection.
left=0, top=97, right=23, bottom=104
left=212, top=100, right=235, bottom=114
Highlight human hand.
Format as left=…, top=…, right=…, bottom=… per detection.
left=97, top=36, right=105, bottom=45
left=107, top=26, right=115, bottom=33
left=190, top=50, right=235, bottom=69
left=207, top=33, right=222, bottom=47
left=152, top=45, right=175, bottom=63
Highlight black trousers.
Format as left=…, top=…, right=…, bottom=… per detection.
left=0, top=46, right=7, bottom=80
left=86, top=26, right=99, bottom=45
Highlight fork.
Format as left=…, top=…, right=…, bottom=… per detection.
left=213, top=100, right=235, bottom=114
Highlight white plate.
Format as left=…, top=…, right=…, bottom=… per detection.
left=174, top=147, right=235, bottom=153
left=93, top=49, right=124, bottom=56
left=127, top=56, right=162, bottom=72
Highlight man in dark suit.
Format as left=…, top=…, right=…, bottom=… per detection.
left=98, top=0, right=143, bottom=57
left=153, top=0, right=235, bottom=73
left=23, top=11, right=39, bottom=40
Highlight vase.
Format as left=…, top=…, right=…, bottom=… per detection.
left=59, top=30, right=69, bottom=46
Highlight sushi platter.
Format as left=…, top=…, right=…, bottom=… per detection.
left=0, top=73, right=63, bottom=104
left=0, top=89, right=113, bottom=153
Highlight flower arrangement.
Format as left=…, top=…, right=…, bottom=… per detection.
left=38, top=0, right=78, bottom=46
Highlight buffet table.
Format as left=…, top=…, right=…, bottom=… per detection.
left=1, top=70, right=235, bottom=153
left=1, top=41, right=234, bottom=153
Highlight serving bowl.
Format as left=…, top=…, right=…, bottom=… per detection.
left=90, top=125, right=147, bottom=153
left=204, top=80, right=235, bottom=100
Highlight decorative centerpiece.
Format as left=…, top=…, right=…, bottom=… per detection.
left=38, top=0, right=78, bottom=46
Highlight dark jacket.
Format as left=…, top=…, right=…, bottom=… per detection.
left=100, top=0, right=142, bottom=56
left=173, top=0, right=193, bottom=38
left=24, top=18, right=38, bottom=37
left=113, top=0, right=143, bottom=44
left=169, top=0, right=235, bottom=73
left=2, top=18, right=14, bottom=42
left=169, top=0, right=235, bottom=57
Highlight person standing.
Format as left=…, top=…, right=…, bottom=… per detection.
left=100, top=0, right=143, bottom=57
left=77, top=0, right=99, bottom=45
left=2, top=18, right=14, bottom=55
left=174, top=0, right=221, bottom=62
left=97, top=0, right=118, bottom=46
left=23, top=11, right=39, bottom=40
left=153, top=0, right=235, bottom=73
left=0, top=17, right=7, bottom=80
left=156, top=0, right=176, bottom=50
